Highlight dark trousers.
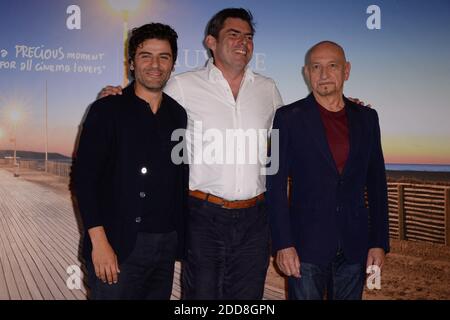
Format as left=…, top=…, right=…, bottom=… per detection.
left=288, top=250, right=366, bottom=300
left=87, top=231, right=177, bottom=300
left=182, top=196, right=270, bottom=300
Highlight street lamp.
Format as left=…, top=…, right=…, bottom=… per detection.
left=10, top=109, right=20, bottom=166
left=106, top=0, right=143, bottom=87
left=0, top=127, right=4, bottom=151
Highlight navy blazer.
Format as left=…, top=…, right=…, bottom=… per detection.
left=73, top=83, right=188, bottom=263
left=266, top=93, right=389, bottom=266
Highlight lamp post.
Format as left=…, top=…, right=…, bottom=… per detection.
left=10, top=109, right=20, bottom=177
left=0, top=127, right=4, bottom=152
left=106, top=0, right=142, bottom=87
left=45, top=80, right=48, bottom=172
left=11, top=110, right=19, bottom=164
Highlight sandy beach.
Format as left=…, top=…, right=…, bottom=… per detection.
left=387, top=170, right=450, bottom=185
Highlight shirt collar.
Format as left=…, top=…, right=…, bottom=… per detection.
left=206, top=57, right=255, bottom=83
left=123, top=81, right=168, bottom=110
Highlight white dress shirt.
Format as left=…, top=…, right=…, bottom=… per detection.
left=164, top=58, right=283, bottom=200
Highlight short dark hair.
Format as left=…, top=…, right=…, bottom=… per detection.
left=128, top=23, right=178, bottom=78
left=206, top=8, right=255, bottom=39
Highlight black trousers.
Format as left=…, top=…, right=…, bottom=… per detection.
left=87, top=231, right=177, bottom=300
left=182, top=196, right=270, bottom=300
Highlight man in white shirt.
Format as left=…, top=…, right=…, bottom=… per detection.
left=100, top=8, right=283, bottom=299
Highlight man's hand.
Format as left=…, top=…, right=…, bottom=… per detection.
left=276, top=247, right=301, bottom=278
left=88, top=226, right=120, bottom=285
left=366, top=247, right=386, bottom=271
left=97, top=85, right=123, bottom=99
left=348, top=97, right=372, bottom=108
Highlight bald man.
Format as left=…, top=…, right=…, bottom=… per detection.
left=266, top=41, right=389, bottom=300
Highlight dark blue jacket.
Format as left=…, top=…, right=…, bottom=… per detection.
left=73, top=83, right=188, bottom=263
left=267, top=93, right=389, bottom=266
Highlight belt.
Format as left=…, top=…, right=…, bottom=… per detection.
left=189, top=190, right=264, bottom=209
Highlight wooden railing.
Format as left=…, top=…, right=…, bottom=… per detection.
left=3, top=159, right=72, bottom=178
left=46, top=161, right=71, bottom=177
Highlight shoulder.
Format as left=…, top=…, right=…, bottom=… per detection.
left=276, top=96, right=311, bottom=118
left=164, top=93, right=185, bottom=114
left=345, top=98, right=380, bottom=122
left=86, top=95, right=121, bottom=119
left=164, top=67, right=207, bottom=99
left=163, top=93, right=187, bottom=124
left=171, top=66, right=207, bottom=83
left=252, top=71, right=278, bottom=87
left=345, top=96, right=375, bottom=114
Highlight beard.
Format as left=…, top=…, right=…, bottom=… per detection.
left=316, top=83, right=337, bottom=96
left=141, top=78, right=169, bottom=92
left=136, top=71, right=170, bottom=92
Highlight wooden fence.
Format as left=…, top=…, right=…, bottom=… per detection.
left=388, top=182, right=450, bottom=245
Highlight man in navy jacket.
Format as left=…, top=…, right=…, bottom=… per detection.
left=73, top=23, right=188, bottom=299
left=266, top=41, right=389, bottom=300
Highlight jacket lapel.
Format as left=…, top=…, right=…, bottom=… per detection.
left=341, top=98, right=361, bottom=178
left=301, top=94, right=338, bottom=175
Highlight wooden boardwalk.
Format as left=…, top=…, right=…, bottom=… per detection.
left=0, top=168, right=285, bottom=300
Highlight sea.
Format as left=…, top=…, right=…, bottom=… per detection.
left=386, top=164, right=450, bottom=172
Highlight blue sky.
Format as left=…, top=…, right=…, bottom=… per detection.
left=0, top=0, right=449, bottom=163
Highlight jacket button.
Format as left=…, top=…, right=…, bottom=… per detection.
left=141, top=167, right=148, bottom=174
left=135, top=217, right=142, bottom=223
left=139, top=192, right=146, bottom=198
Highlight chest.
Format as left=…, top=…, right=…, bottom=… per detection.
left=183, top=83, right=276, bottom=133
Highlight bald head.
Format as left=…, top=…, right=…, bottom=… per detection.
left=303, top=40, right=351, bottom=99
left=305, top=41, right=347, bottom=66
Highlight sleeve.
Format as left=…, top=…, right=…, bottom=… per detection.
left=266, top=107, right=295, bottom=254
left=73, top=100, right=114, bottom=230
left=164, top=76, right=185, bottom=107
left=271, top=80, right=284, bottom=111
left=366, top=109, right=390, bottom=253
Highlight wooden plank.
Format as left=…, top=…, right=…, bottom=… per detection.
left=446, top=188, right=450, bottom=246
left=15, top=205, right=86, bottom=300
left=405, top=219, right=445, bottom=231
left=0, top=169, right=85, bottom=300
left=3, top=215, right=44, bottom=300
left=0, top=180, right=66, bottom=300
left=406, top=226, right=445, bottom=239
left=404, top=206, right=445, bottom=216
left=0, top=231, right=12, bottom=299
left=9, top=185, right=82, bottom=267
left=10, top=216, right=66, bottom=299
left=9, top=210, right=73, bottom=299
left=405, top=214, right=445, bottom=226
left=403, top=196, right=445, bottom=206
left=404, top=201, right=445, bottom=211
left=0, top=216, right=31, bottom=299
left=405, top=210, right=445, bottom=222
left=404, top=187, right=445, bottom=195
left=406, top=232, right=445, bottom=244
left=398, top=185, right=406, bottom=240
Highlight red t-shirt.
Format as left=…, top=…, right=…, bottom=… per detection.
left=317, top=103, right=349, bottom=174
